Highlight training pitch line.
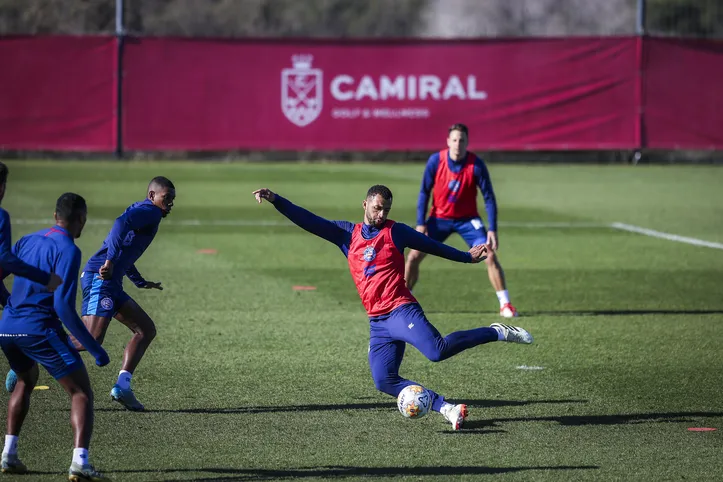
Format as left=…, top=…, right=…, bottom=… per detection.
left=12, top=219, right=723, bottom=250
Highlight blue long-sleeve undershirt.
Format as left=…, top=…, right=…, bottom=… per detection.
left=271, top=195, right=472, bottom=263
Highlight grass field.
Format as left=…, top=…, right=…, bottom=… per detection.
left=0, top=160, right=722, bottom=481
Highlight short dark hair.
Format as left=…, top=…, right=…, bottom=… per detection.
left=0, top=162, right=8, bottom=186
left=55, top=193, right=87, bottom=223
left=448, top=123, right=469, bottom=138
left=366, top=185, right=393, bottom=202
left=149, top=176, right=175, bottom=191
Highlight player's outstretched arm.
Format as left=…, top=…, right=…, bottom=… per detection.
left=0, top=211, right=61, bottom=290
left=394, top=223, right=487, bottom=263
left=253, top=188, right=352, bottom=247
left=54, top=247, right=109, bottom=367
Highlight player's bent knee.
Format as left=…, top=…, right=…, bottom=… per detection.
left=425, top=351, right=444, bottom=363
left=484, top=250, right=497, bottom=265
left=18, top=365, right=39, bottom=387
left=15, top=379, right=35, bottom=396
left=142, top=322, right=157, bottom=342
left=70, top=390, right=93, bottom=407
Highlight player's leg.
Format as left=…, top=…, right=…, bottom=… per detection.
left=404, top=218, right=451, bottom=290
left=70, top=271, right=116, bottom=351
left=5, top=364, right=37, bottom=439
left=385, top=303, right=502, bottom=363
left=486, top=252, right=517, bottom=317
left=457, top=219, right=517, bottom=318
left=1, top=340, right=36, bottom=474
left=368, top=325, right=446, bottom=412
left=32, top=328, right=110, bottom=481
left=69, top=315, right=113, bottom=351
left=368, top=339, right=414, bottom=397
left=369, top=315, right=469, bottom=430
left=109, top=296, right=156, bottom=411
left=57, top=367, right=110, bottom=481
left=57, top=369, right=94, bottom=463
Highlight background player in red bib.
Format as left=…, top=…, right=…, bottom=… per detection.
left=405, top=123, right=518, bottom=318
left=254, top=185, right=533, bottom=430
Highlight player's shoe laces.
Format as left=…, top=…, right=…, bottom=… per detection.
left=500, top=303, right=518, bottom=318
left=68, top=462, right=111, bottom=482
left=441, top=404, right=468, bottom=430
left=110, top=385, right=145, bottom=411
left=491, top=323, right=534, bottom=344
left=1, top=453, right=27, bottom=474
left=5, top=369, right=17, bottom=393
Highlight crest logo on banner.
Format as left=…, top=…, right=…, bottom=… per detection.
left=281, top=55, right=323, bottom=127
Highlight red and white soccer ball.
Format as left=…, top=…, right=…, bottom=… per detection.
left=397, top=384, right=431, bottom=419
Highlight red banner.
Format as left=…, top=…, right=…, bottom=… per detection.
left=643, top=38, right=723, bottom=149
left=0, top=36, right=116, bottom=151
left=123, top=37, right=638, bottom=151
left=3, top=36, right=723, bottom=152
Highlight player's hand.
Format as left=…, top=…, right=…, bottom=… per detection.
left=142, top=281, right=163, bottom=291
left=99, top=260, right=114, bottom=280
left=94, top=349, right=110, bottom=367
left=487, top=231, right=499, bottom=252
left=253, top=188, right=276, bottom=204
left=415, top=225, right=428, bottom=236
left=468, top=244, right=489, bottom=263
left=45, top=273, right=63, bottom=292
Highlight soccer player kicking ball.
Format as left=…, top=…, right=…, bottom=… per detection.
left=0, top=194, right=111, bottom=481
left=254, top=185, right=533, bottom=430
left=405, top=123, right=518, bottom=318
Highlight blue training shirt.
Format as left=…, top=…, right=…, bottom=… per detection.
left=0, top=207, right=53, bottom=305
left=0, top=226, right=105, bottom=358
left=272, top=195, right=472, bottom=263
left=416, top=150, right=498, bottom=230
left=84, top=199, right=163, bottom=287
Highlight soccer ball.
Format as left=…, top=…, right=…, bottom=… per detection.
left=397, top=384, right=430, bottom=419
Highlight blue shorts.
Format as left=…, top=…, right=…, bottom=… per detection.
left=427, top=217, right=487, bottom=247
left=80, top=271, right=131, bottom=318
left=0, top=329, right=84, bottom=379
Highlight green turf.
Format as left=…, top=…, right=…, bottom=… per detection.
left=0, top=161, right=721, bottom=481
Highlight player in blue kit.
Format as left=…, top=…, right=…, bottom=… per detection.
left=74, top=176, right=175, bottom=411
left=1, top=162, right=64, bottom=393
left=405, top=124, right=519, bottom=318
left=0, top=193, right=111, bottom=481
left=0, top=162, right=63, bottom=307
left=73, top=177, right=174, bottom=412
left=254, top=185, right=533, bottom=430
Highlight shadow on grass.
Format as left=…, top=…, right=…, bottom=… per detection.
left=109, top=464, right=600, bottom=481
left=427, top=309, right=723, bottom=316
left=463, top=411, right=723, bottom=429
left=531, top=309, right=723, bottom=316
left=95, top=398, right=586, bottom=415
